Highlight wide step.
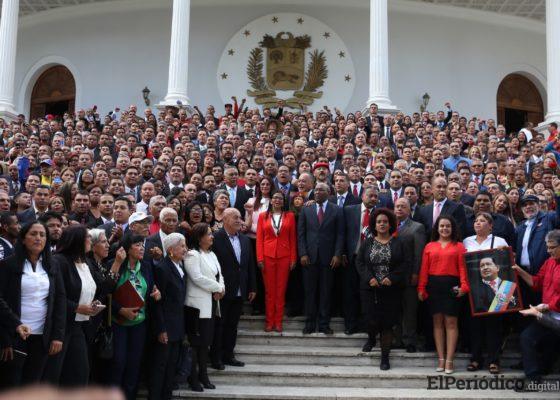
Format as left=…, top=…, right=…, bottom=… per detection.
left=173, top=385, right=557, bottom=399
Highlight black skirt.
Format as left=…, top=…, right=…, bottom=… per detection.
left=427, top=275, right=461, bottom=316
left=360, top=286, right=403, bottom=329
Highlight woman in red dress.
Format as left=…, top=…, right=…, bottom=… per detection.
left=256, top=192, right=297, bottom=332
left=418, top=216, right=469, bottom=374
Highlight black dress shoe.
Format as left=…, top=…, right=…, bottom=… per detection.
left=224, top=358, right=245, bottom=367
left=201, top=381, right=216, bottom=390
left=406, top=344, right=417, bottom=353
left=362, top=339, right=375, bottom=352
left=302, top=326, right=315, bottom=334
left=380, top=360, right=390, bottom=370
left=210, top=362, right=225, bottom=370
left=189, top=382, right=203, bottom=392
left=319, top=327, right=333, bottom=335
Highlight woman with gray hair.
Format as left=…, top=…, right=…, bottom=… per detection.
left=211, top=189, right=230, bottom=232
left=149, top=232, right=188, bottom=400
left=86, top=228, right=121, bottom=383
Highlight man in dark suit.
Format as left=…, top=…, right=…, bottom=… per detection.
left=144, top=208, right=179, bottom=268
left=211, top=208, right=256, bottom=369
left=416, top=177, right=467, bottom=239
left=393, top=198, right=426, bottom=353
left=365, top=103, right=384, bottom=131
left=150, top=233, right=187, bottom=400
left=220, top=167, right=251, bottom=219
left=298, top=183, right=344, bottom=334
left=342, top=186, right=379, bottom=338
left=379, top=169, right=404, bottom=210
left=17, top=185, right=50, bottom=224
left=472, top=256, right=517, bottom=313
left=329, top=174, right=360, bottom=208
left=0, top=212, right=18, bottom=260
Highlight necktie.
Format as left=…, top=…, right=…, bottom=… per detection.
left=352, top=184, right=358, bottom=197
left=393, top=191, right=398, bottom=204
left=317, top=204, right=325, bottom=225
left=338, top=196, right=344, bottom=207
left=229, top=187, right=236, bottom=206
left=361, top=208, right=370, bottom=241
left=433, top=202, right=442, bottom=226
left=490, top=280, right=498, bottom=293
left=281, top=186, right=288, bottom=195
left=248, top=188, right=254, bottom=197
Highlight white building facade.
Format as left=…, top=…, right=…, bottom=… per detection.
left=0, top=0, right=558, bottom=131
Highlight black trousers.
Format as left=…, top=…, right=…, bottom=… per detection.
left=342, top=258, right=361, bottom=331
left=211, top=296, right=242, bottom=363
left=44, top=321, right=90, bottom=387
left=302, top=262, right=334, bottom=330
left=521, top=320, right=560, bottom=379
left=149, top=340, right=181, bottom=400
left=0, top=334, right=48, bottom=387
left=394, top=285, right=419, bottom=347
left=285, top=262, right=304, bottom=316
left=470, top=315, right=503, bottom=365
left=189, top=345, right=211, bottom=386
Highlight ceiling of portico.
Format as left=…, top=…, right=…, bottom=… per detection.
left=0, top=0, right=546, bottom=22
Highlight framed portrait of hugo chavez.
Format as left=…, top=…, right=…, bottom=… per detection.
left=464, top=248, right=523, bottom=317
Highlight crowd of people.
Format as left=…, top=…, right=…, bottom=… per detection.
left=0, top=99, right=559, bottom=398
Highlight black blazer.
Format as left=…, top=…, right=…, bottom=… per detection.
left=144, top=232, right=163, bottom=267
left=153, top=257, right=186, bottom=342
left=355, top=236, right=408, bottom=291
left=212, top=228, right=257, bottom=301
left=416, top=199, right=467, bottom=239
left=297, top=202, right=344, bottom=265
left=0, top=254, right=66, bottom=349
left=54, top=253, right=113, bottom=325
left=0, top=297, right=20, bottom=332
left=17, top=208, right=36, bottom=225
left=328, top=192, right=360, bottom=208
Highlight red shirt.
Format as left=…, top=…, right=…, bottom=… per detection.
left=149, top=220, right=160, bottom=235
left=418, top=241, right=470, bottom=298
left=532, top=257, right=560, bottom=312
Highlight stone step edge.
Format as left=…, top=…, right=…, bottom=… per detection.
left=171, top=385, right=558, bottom=399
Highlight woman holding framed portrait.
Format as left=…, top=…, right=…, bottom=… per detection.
left=463, top=211, right=509, bottom=375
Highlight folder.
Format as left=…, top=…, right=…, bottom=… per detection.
left=113, top=280, right=145, bottom=309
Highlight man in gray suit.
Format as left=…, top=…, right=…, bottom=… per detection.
left=393, top=197, right=426, bottom=353
left=342, top=186, right=380, bottom=337
left=298, top=183, right=344, bottom=335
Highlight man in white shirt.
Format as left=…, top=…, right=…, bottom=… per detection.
left=136, top=182, right=155, bottom=214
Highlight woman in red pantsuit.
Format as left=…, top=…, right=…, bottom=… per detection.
left=256, top=192, right=297, bottom=332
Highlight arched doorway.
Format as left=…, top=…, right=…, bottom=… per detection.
left=30, top=66, right=75, bottom=120
left=497, top=73, right=544, bottom=133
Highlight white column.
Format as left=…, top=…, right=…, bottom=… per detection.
left=545, top=0, right=560, bottom=123
left=367, top=0, right=397, bottom=112
left=160, top=0, right=191, bottom=108
left=0, top=0, right=19, bottom=119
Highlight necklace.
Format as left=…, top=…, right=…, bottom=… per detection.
left=271, top=212, right=283, bottom=233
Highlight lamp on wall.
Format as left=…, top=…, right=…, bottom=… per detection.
left=142, top=86, right=151, bottom=106
left=420, top=92, right=430, bottom=113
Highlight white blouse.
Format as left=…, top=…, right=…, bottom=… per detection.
left=463, top=234, right=509, bottom=253
left=20, top=258, right=50, bottom=334
left=75, top=262, right=97, bottom=321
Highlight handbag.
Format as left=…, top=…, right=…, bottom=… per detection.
left=94, top=295, right=114, bottom=360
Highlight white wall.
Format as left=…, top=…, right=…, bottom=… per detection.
left=12, top=0, right=546, bottom=119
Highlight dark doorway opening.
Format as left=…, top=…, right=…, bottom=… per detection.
left=44, top=101, right=71, bottom=119
left=504, top=108, right=527, bottom=134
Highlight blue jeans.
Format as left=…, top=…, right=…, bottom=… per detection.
left=110, top=322, right=146, bottom=400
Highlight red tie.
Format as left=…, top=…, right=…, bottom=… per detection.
left=361, top=208, right=370, bottom=241
left=352, top=184, right=359, bottom=197
left=433, top=202, right=442, bottom=226
left=318, top=204, right=325, bottom=225
left=393, top=191, right=398, bottom=203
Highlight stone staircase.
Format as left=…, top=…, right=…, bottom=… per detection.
left=172, top=316, right=558, bottom=399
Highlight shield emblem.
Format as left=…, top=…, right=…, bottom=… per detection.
left=263, top=33, right=306, bottom=91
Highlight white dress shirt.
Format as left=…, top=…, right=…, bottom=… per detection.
left=159, top=230, right=168, bottom=256
left=520, top=218, right=535, bottom=267
left=75, top=262, right=97, bottom=321
left=172, top=260, right=185, bottom=279
left=20, top=258, right=50, bottom=334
